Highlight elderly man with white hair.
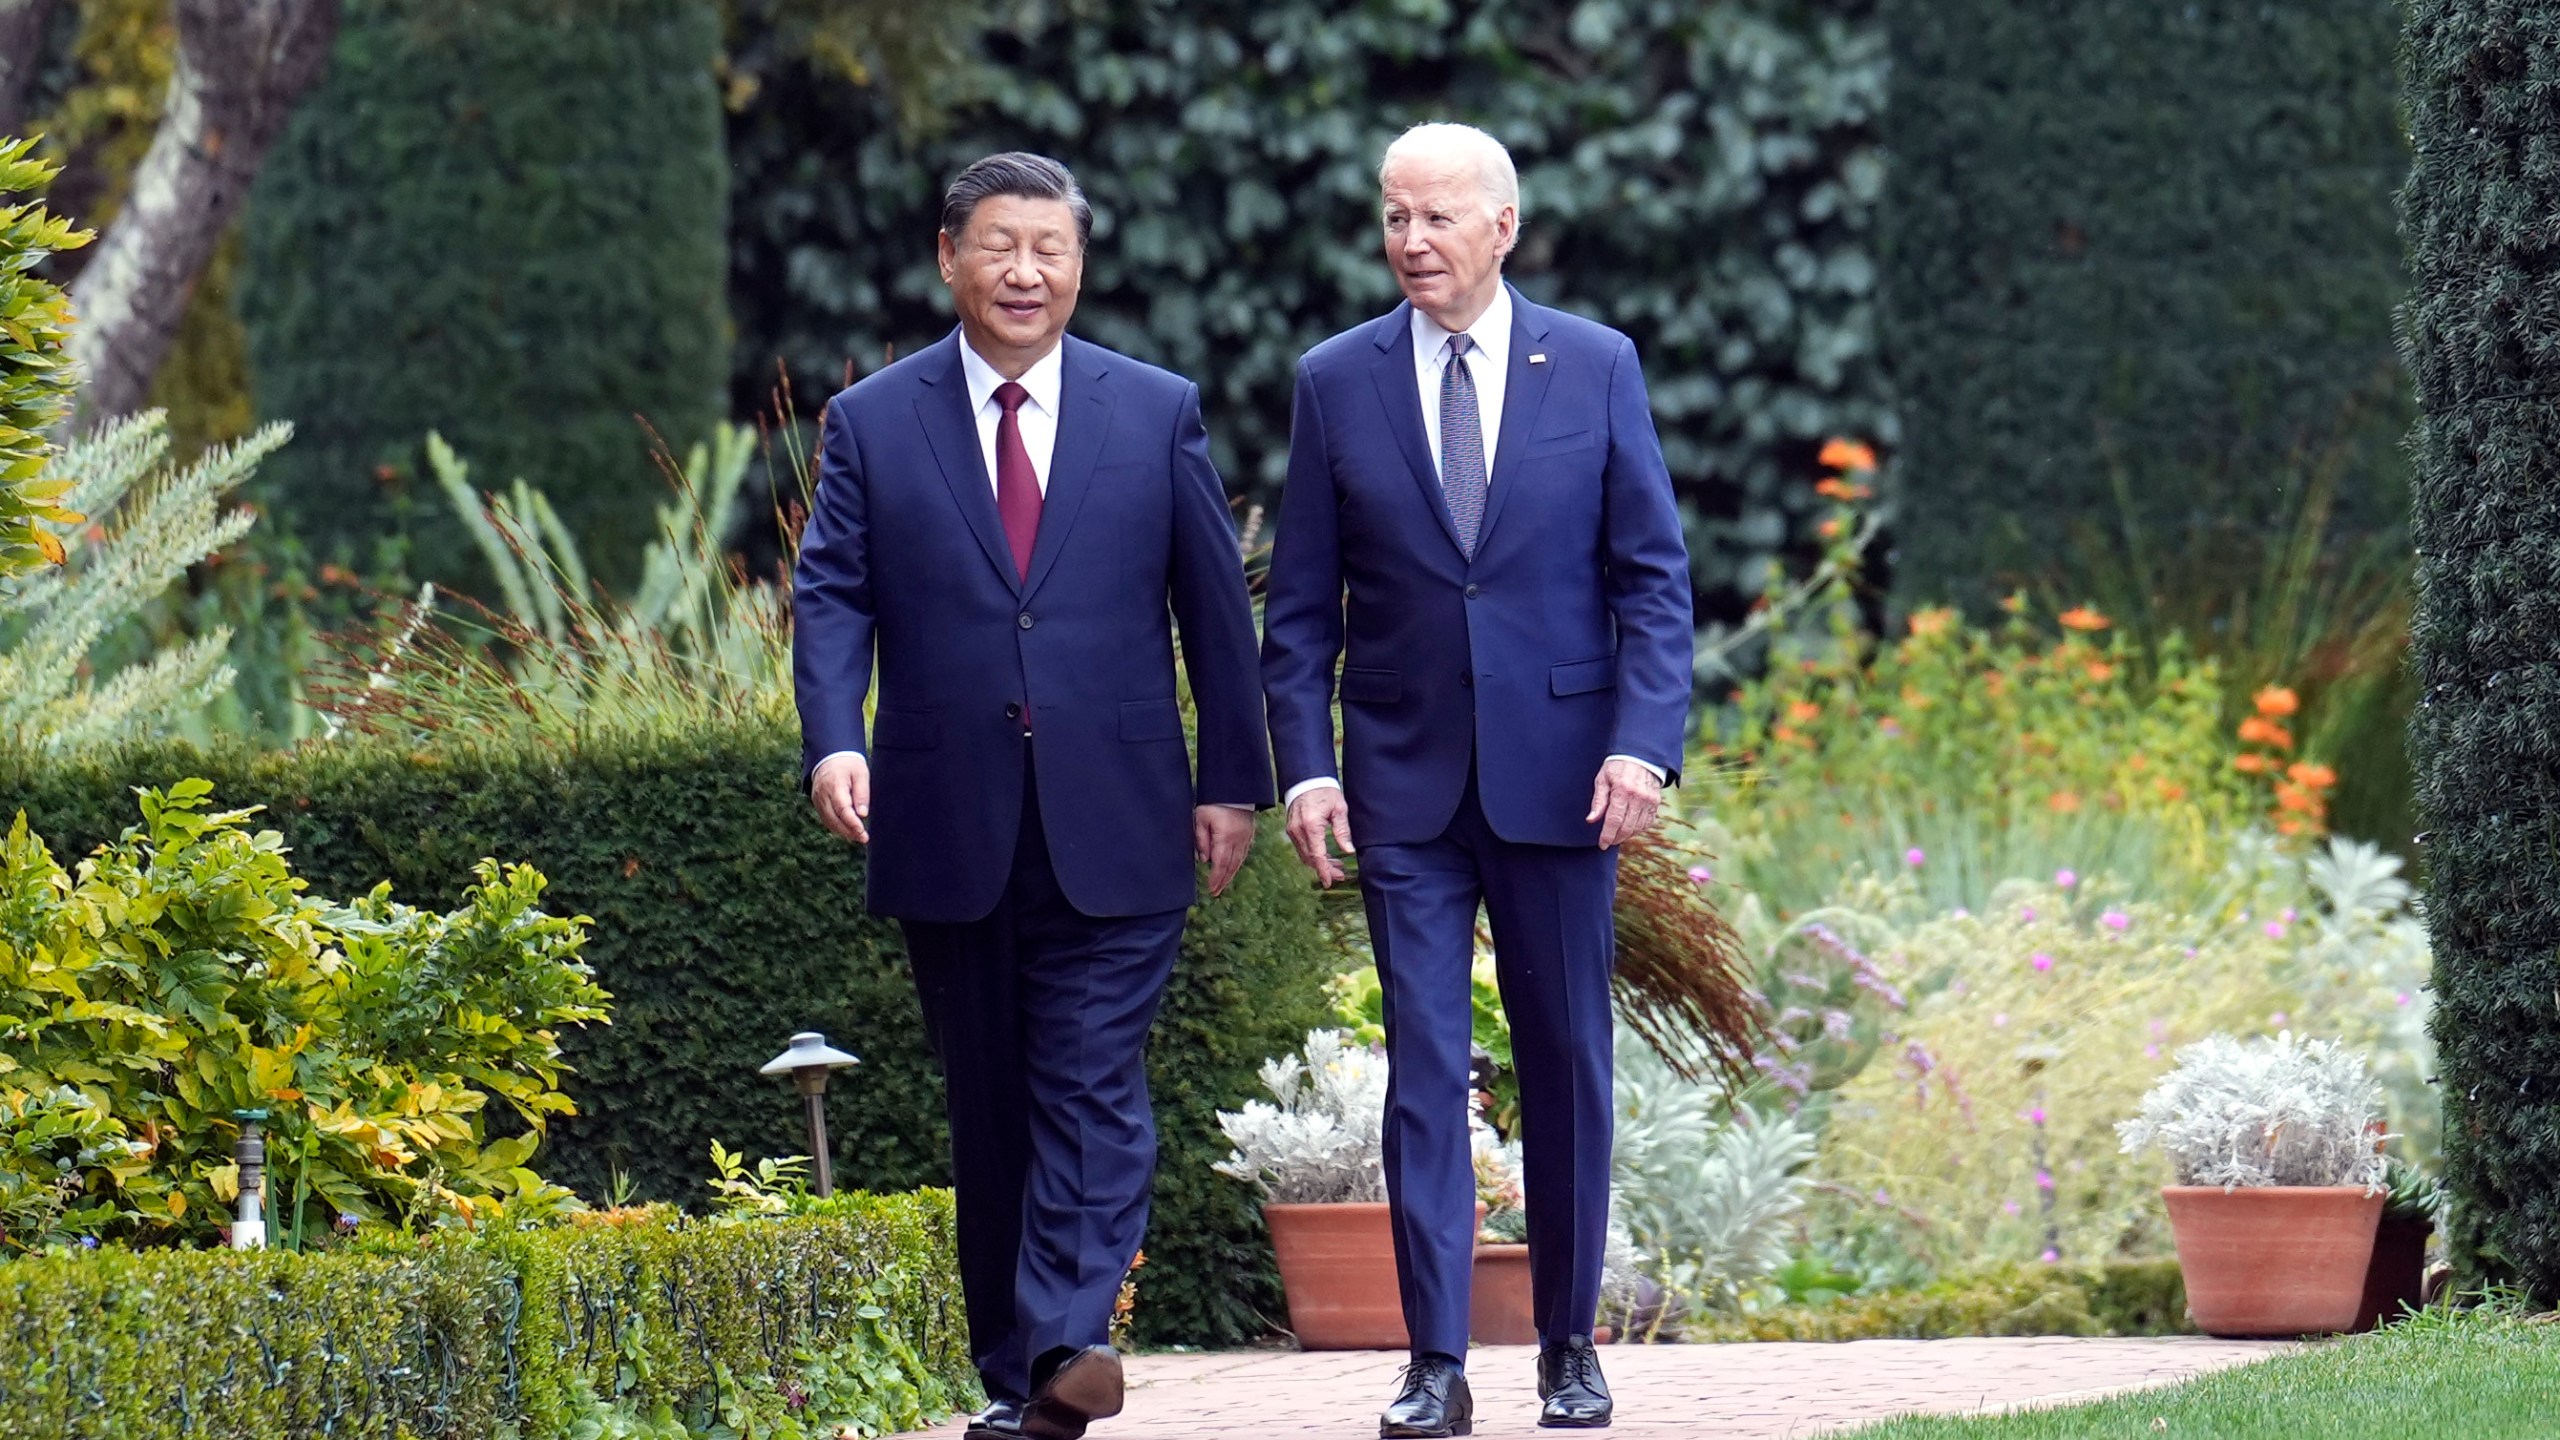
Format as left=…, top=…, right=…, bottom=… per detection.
left=1262, top=122, right=1695, bottom=1436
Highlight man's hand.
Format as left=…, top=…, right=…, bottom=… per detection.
left=1285, top=786, right=1356, bottom=888
left=1195, top=806, right=1256, bottom=896
left=811, top=752, right=872, bottom=844
left=1587, top=757, right=1663, bottom=849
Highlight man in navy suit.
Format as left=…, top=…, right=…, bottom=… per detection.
left=1262, top=123, right=1695, bottom=1437
left=793, top=153, right=1272, bottom=1440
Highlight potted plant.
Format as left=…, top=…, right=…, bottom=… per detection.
left=2354, top=1158, right=2442, bottom=1331
left=2117, top=1033, right=2387, bottom=1337
left=1216, top=1029, right=1405, bottom=1349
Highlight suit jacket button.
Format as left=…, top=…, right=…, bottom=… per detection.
left=1018, top=612, right=1035, bottom=629
left=1003, top=702, right=1022, bottom=720
left=1463, top=584, right=1480, bottom=599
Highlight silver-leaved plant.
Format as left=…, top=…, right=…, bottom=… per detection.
left=2116, top=1032, right=2386, bottom=1190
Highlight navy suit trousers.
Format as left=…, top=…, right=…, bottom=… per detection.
left=900, top=750, right=1184, bottom=1401
left=1357, top=768, right=1618, bottom=1361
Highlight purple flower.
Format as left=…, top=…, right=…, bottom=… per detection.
left=1687, top=864, right=1713, bottom=884
left=2101, top=910, right=2130, bottom=932
left=2281, top=908, right=2299, bottom=924
left=78, top=1235, right=98, bottom=1250
left=2031, top=952, right=2054, bottom=973
left=336, top=1212, right=360, bottom=1234
left=2182, top=946, right=2198, bottom=958
left=2001, top=1200, right=2023, bottom=1217
left=1874, top=1188, right=1893, bottom=1205
left=1905, top=847, right=1927, bottom=867
left=2035, top=1168, right=2055, bottom=1191
left=2041, top=1248, right=2061, bottom=1263
left=2264, top=921, right=2288, bottom=939
left=2055, top=869, right=2078, bottom=890
left=2020, top=906, right=2038, bottom=923
left=2027, top=1106, right=2048, bottom=1126
left=2144, top=1044, right=2162, bottom=1059
left=2270, top=1011, right=2289, bottom=1027
left=2396, top=991, right=2413, bottom=1008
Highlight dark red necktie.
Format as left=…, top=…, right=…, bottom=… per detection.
left=993, top=381, right=1041, bottom=580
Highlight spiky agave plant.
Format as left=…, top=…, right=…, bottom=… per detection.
left=0, top=412, right=285, bottom=752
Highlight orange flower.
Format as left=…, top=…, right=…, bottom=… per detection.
left=2084, top=661, right=2116, bottom=683
left=1907, top=607, right=1957, bottom=640
left=2234, top=753, right=2270, bottom=774
left=2155, top=780, right=2188, bottom=802
left=1901, top=684, right=1934, bottom=709
left=2057, top=605, right=2111, bottom=632
left=1815, top=477, right=1875, bottom=502
left=2286, top=762, right=2338, bottom=789
left=2253, top=686, right=2300, bottom=718
left=2277, top=818, right=2306, bottom=837
left=1819, top=438, right=1879, bottom=472
left=2048, top=790, right=2083, bottom=814
left=1818, top=517, right=1845, bottom=540
left=1788, top=700, right=1823, bottom=723
left=2275, top=784, right=2319, bottom=814
left=2236, top=717, right=2296, bottom=751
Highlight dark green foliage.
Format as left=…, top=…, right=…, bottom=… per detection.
left=1882, top=0, right=2410, bottom=609
left=240, top=0, right=730, bottom=587
left=2401, top=0, right=2560, bottom=1304
left=726, top=0, right=1892, bottom=622
left=0, top=719, right=1334, bottom=1344
left=0, top=1195, right=969, bottom=1439
left=1686, top=1259, right=2192, bottom=1341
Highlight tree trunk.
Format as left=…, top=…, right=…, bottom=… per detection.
left=67, top=0, right=337, bottom=424
left=0, top=0, right=62, bottom=139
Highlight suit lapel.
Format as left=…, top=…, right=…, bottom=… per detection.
left=914, top=333, right=1022, bottom=595
left=1475, top=286, right=1555, bottom=551
left=1367, top=305, right=1467, bottom=558
left=1022, top=337, right=1114, bottom=601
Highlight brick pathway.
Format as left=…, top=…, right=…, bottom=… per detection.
left=899, top=1337, right=2287, bottom=1438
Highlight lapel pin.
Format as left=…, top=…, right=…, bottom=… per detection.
left=1529, top=353, right=1547, bottom=364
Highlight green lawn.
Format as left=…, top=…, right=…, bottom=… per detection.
left=1853, top=1311, right=2560, bottom=1439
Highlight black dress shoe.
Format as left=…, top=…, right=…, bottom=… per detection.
left=965, top=1397, right=1029, bottom=1438
left=1380, top=1354, right=1473, bottom=1438
left=1020, top=1346, right=1123, bottom=1440
left=1536, top=1335, right=1613, bottom=1429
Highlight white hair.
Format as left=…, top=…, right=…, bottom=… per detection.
left=1380, top=121, right=1522, bottom=235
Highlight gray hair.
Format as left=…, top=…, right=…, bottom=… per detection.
left=940, top=152, right=1093, bottom=249
left=1380, top=122, right=1522, bottom=227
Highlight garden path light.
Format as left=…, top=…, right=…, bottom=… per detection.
left=760, top=1033, right=859, bottom=1198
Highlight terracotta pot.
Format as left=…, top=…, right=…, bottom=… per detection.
left=1264, top=1202, right=1485, bottom=1350
left=2162, top=1185, right=2384, bottom=1337
left=1470, top=1243, right=1537, bottom=1345
left=2353, top=1214, right=2433, bottom=1332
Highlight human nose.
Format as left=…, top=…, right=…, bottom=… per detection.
left=1004, top=252, right=1042, bottom=289
left=1401, top=226, right=1432, bottom=257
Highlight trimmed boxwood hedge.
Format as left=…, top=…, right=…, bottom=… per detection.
left=0, top=718, right=1335, bottom=1346
left=0, top=1193, right=969, bottom=1439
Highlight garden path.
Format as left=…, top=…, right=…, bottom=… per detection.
left=896, top=1337, right=2286, bottom=1439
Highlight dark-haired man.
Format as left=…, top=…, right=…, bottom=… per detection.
left=793, top=152, right=1272, bottom=1439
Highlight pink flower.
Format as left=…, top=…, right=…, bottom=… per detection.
left=2020, top=906, right=2038, bottom=923
left=2001, top=1200, right=2022, bottom=1217
left=1874, top=1188, right=1892, bottom=1205
left=2027, top=1106, right=2047, bottom=1126
left=2041, top=1248, right=2061, bottom=1263
left=1906, top=847, right=1927, bottom=867
left=1687, top=864, right=1713, bottom=884
left=2101, top=910, right=2130, bottom=932
left=2396, top=991, right=2413, bottom=1007
left=2055, top=869, right=2078, bottom=889
left=1991, top=1012, right=2010, bottom=1028
left=2183, top=946, right=2198, bottom=958
left=2036, top=1168, right=2055, bottom=1191
left=2031, top=952, right=2054, bottom=972
left=2144, top=1044, right=2161, bottom=1059
left=2281, top=908, right=2299, bottom=924
left=2264, top=921, right=2287, bottom=939
left=2270, top=1012, right=2289, bottom=1027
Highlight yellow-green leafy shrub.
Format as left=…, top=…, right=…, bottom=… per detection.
left=0, top=137, right=90, bottom=579
left=1691, top=1259, right=2191, bottom=1341
left=0, top=780, right=607, bottom=1243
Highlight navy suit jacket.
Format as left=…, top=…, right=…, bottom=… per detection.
left=1261, top=287, right=1694, bottom=849
left=793, top=331, right=1274, bottom=922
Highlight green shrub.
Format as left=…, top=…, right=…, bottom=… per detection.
left=241, top=0, right=730, bottom=586
left=0, top=780, right=607, bottom=1245
left=0, top=1192, right=969, bottom=1439
left=1687, top=1259, right=2192, bottom=1342
left=2401, top=0, right=2560, bottom=1303
left=1881, top=0, right=2409, bottom=610
left=727, top=0, right=1892, bottom=619
left=0, top=136, right=89, bottom=580
left=0, top=719, right=1335, bottom=1344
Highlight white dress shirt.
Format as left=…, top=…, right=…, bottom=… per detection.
left=819, top=333, right=1251, bottom=811
left=958, top=332, right=1064, bottom=495
left=1284, top=288, right=1663, bottom=809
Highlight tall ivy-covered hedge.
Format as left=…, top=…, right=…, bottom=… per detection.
left=2402, top=0, right=2560, bottom=1302
left=0, top=720, right=1335, bottom=1346
left=240, top=0, right=730, bottom=586
left=727, top=0, right=1893, bottom=621
left=1881, top=0, right=2409, bottom=608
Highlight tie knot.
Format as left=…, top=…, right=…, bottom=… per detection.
left=1444, top=333, right=1473, bottom=361
left=994, top=381, right=1030, bottom=415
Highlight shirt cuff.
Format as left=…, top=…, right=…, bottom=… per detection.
left=1283, top=776, right=1342, bottom=808
left=1210, top=802, right=1255, bottom=812
left=812, top=749, right=865, bottom=776
left=1607, top=754, right=1668, bottom=783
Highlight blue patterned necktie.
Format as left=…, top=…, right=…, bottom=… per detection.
left=1438, top=333, right=1488, bottom=558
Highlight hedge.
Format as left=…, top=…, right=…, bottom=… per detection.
left=2401, top=0, right=2560, bottom=1303
left=240, top=0, right=731, bottom=587
left=1684, top=1259, right=2193, bottom=1342
left=726, top=0, right=1893, bottom=623
left=0, top=1193, right=970, bottom=1439
left=0, top=718, right=1336, bottom=1346
left=1880, top=0, right=2409, bottom=609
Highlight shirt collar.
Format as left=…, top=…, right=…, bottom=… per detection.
left=957, top=331, right=1066, bottom=417
left=1412, top=283, right=1513, bottom=370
